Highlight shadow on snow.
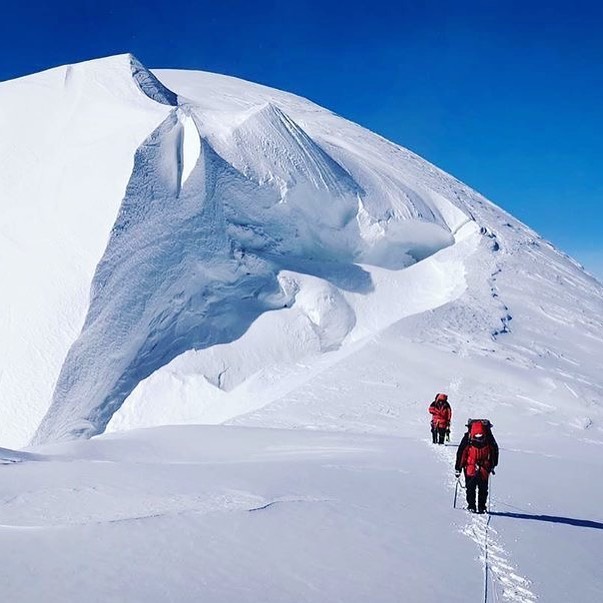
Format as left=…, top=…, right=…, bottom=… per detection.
left=490, top=511, right=603, bottom=530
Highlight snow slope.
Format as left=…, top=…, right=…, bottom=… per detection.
left=0, top=426, right=487, bottom=603
left=106, top=66, right=603, bottom=441
left=0, top=55, right=173, bottom=446
left=1, top=55, right=602, bottom=602
left=1, top=54, right=470, bottom=445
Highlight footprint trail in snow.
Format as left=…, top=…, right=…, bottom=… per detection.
left=432, top=443, right=538, bottom=602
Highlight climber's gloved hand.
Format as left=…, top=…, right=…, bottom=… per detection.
left=455, top=470, right=461, bottom=478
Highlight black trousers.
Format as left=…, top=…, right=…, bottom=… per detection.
left=465, top=475, right=489, bottom=510
left=431, top=426, right=447, bottom=444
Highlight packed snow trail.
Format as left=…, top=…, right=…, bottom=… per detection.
left=229, top=327, right=603, bottom=602
left=432, top=443, right=538, bottom=603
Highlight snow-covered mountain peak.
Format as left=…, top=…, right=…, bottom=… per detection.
left=1, top=54, right=602, bottom=603
left=0, top=55, right=601, bottom=451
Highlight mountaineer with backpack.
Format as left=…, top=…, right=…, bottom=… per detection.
left=429, top=393, right=452, bottom=444
left=455, top=419, right=499, bottom=513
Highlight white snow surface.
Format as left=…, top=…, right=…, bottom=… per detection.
left=0, top=55, right=602, bottom=602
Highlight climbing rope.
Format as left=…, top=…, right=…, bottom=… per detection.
left=484, top=475, right=494, bottom=603
left=484, top=512, right=491, bottom=602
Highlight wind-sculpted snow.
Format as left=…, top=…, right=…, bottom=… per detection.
left=31, top=59, right=463, bottom=442
left=34, top=110, right=292, bottom=442
left=0, top=54, right=173, bottom=447
left=130, top=55, right=178, bottom=106
left=33, top=100, right=382, bottom=442
left=231, top=103, right=362, bottom=196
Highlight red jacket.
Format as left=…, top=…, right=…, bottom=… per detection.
left=459, top=442, right=494, bottom=480
left=429, top=400, right=451, bottom=429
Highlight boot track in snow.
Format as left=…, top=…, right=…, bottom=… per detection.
left=431, top=442, right=538, bottom=602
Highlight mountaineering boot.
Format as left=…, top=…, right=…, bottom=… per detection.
left=467, top=505, right=476, bottom=513
left=478, top=506, right=487, bottom=514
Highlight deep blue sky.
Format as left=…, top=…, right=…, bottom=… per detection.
left=2, top=1, right=602, bottom=278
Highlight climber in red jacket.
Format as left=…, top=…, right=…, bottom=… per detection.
left=429, top=393, right=452, bottom=444
left=455, top=419, right=499, bottom=513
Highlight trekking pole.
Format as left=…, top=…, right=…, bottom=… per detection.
left=453, top=474, right=465, bottom=509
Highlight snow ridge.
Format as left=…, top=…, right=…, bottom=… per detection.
left=33, top=58, right=469, bottom=442
left=130, top=55, right=178, bottom=106
left=34, top=109, right=290, bottom=443
left=3, top=54, right=601, bottom=452
left=231, top=102, right=362, bottom=198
